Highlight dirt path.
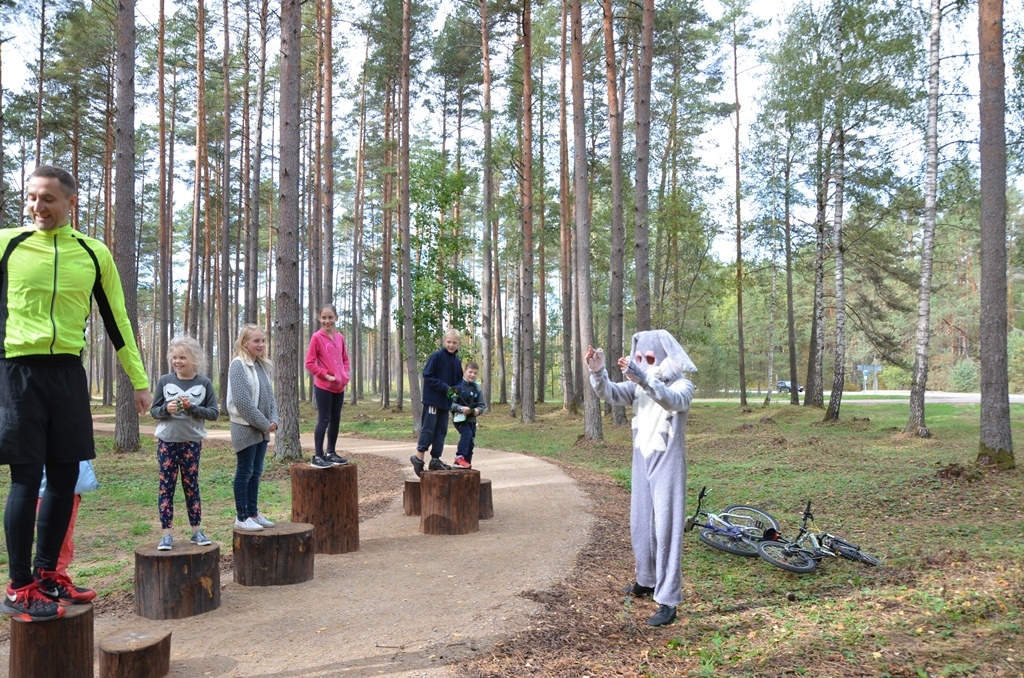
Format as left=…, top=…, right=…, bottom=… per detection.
left=22, top=425, right=595, bottom=677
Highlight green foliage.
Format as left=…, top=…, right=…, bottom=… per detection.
left=880, top=364, right=912, bottom=390
left=404, top=147, right=479, bottom=364
left=948, top=357, right=978, bottom=392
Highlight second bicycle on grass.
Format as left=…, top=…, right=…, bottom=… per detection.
left=684, top=486, right=780, bottom=557
left=757, top=500, right=883, bottom=573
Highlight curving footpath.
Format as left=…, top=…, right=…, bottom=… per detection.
left=84, top=420, right=594, bottom=677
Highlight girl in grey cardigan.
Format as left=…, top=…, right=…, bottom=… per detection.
left=226, top=325, right=279, bottom=531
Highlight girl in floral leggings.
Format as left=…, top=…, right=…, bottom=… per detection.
left=150, top=336, right=220, bottom=550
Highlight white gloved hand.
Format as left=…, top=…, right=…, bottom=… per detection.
left=584, top=346, right=605, bottom=373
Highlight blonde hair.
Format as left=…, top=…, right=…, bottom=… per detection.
left=442, top=329, right=461, bottom=344
left=167, top=335, right=206, bottom=373
left=234, top=324, right=273, bottom=369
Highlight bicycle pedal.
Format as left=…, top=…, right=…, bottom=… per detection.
left=684, top=517, right=695, bottom=533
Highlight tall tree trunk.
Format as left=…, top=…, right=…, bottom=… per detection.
left=603, top=0, right=626, bottom=425
left=114, top=0, right=141, bottom=453
left=733, top=16, right=748, bottom=406
left=351, top=40, right=369, bottom=405
left=536, top=58, right=547, bottom=404
left=632, top=0, right=653, bottom=332
left=977, top=0, right=1014, bottom=468
left=185, top=0, right=207, bottom=338
left=480, top=0, right=494, bottom=407
left=783, top=132, right=799, bottom=405
left=35, top=0, right=46, bottom=165
left=274, top=0, right=302, bottom=460
left=558, top=0, right=576, bottom=412
left=825, top=2, right=847, bottom=422
left=571, top=0, right=602, bottom=440
left=400, top=0, right=421, bottom=426
left=322, top=0, right=335, bottom=304
left=804, top=121, right=827, bottom=408
left=247, top=0, right=270, bottom=320
left=219, top=0, right=232, bottom=409
left=907, top=0, right=941, bottom=436
left=157, top=0, right=170, bottom=371
left=520, top=0, right=536, bottom=423
left=379, top=83, right=394, bottom=409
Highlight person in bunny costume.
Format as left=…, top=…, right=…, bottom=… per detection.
left=584, top=329, right=696, bottom=627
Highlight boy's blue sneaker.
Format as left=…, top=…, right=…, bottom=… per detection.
left=410, top=455, right=425, bottom=477
left=428, top=458, right=451, bottom=471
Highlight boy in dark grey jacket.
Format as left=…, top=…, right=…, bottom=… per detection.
left=450, top=361, right=487, bottom=468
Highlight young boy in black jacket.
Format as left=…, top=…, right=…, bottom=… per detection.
left=450, top=361, right=487, bottom=469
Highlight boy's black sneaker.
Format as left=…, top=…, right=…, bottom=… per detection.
left=311, top=455, right=333, bottom=469
left=325, top=453, right=349, bottom=465
left=647, top=604, right=676, bottom=627
left=622, top=582, right=655, bottom=598
left=1, top=582, right=66, bottom=621
left=410, top=455, right=425, bottom=477
left=428, top=458, right=452, bottom=471
left=36, top=569, right=96, bottom=605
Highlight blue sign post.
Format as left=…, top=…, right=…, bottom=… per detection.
left=856, top=364, right=883, bottom=392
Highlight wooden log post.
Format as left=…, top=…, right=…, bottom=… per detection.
left=406, top=476, right=492, bottom=520
left=479, top=478, right=494, bottom=520
left=403, top=477, right=422, bottom=516
left=420, top=469, right=480, bottom=535
left=233, top=522, right=315, bottom=586
left=99, top=628, right=171, bottom=678
left=291, top=462, right=359, bottom=554
left=134, top=543, right=220, bottom=620
left=9, top=602, right=93, bottom=678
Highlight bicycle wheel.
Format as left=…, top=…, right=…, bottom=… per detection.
left=722, top=505, right=780, bottom=539
left=758, top=541, right=818, bottom=573
left=835, top=543, right=882, bottom=566
left=697, top=528, right=760, bottom=556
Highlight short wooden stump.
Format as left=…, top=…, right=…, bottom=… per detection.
left=10, top=602, right=93, bottom=678
left=291, top=461, right=359, bottom=554
left=420, top=469, right=481, bottom=535
left=233, top=522, right=315, bottom=586
left=134, top=542, right=220, bottom=620
left=405, top=476, right=492, bottom=520
left=99, top=628, right=171, bottom=678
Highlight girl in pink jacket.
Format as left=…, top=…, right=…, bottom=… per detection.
left=304, top=305, right=351, bottom=468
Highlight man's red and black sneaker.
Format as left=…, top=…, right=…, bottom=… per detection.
left=1, top=581, right=66, bottom=622
left=453, top=456, right=472, bottom=469
left=36, top=570, right=96, bottom=605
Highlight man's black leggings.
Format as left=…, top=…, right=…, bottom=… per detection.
left=4, top=462, right=79, bottom=587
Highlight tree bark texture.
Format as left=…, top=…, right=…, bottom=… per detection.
left=10, top=603, right=93, bottom=678
left=420, top=470, right=481, bottom=535
left=98, top=628, right=171, bottom=678
left=232, top=522, right=316, bottom=585
left=133, top=544, right=221, bottom=619
left=114, top=0, right=142, bottom=452
left=290, top=463, right=360, bottom=554
left=977, top=0, right=1014, bottom=468
left=275, top=0, right=302, bottom=460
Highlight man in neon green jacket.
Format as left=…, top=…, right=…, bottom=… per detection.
left=0, top=165, right=151, bottom=622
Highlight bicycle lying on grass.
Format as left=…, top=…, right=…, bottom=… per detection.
left=757, top=500, right=883, bottom=573
left=684, top=486, right=780, bottom=557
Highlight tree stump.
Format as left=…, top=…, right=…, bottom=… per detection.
left=9, top=602, right=93, bottom=678
left=233, top=522, right=315, bottom=586
left=479, top=478, right=494, bottom=520
left=420, top=469, right=480, bottom=535
left=99, top=628, right=171, bottom=678
left=291, top=462, right=359, bottom=554
left=134, top=542, right=220, bottom=620
left=407, top=476, right=492, bottom=520
left=403, top=477, right=422, bottom=516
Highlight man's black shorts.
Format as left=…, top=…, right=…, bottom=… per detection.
left=0, top=356, right=96, bottom=465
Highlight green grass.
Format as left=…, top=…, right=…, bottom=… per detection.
left=10, top=396, right=1024, bottom=676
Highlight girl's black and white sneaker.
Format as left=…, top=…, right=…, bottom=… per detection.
left=311, top=455, right=333, bottom=469
left=325, top=453, right=349, bottom=465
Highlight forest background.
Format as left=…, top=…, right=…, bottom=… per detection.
left=0, top=0, right=1020, bottom=463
